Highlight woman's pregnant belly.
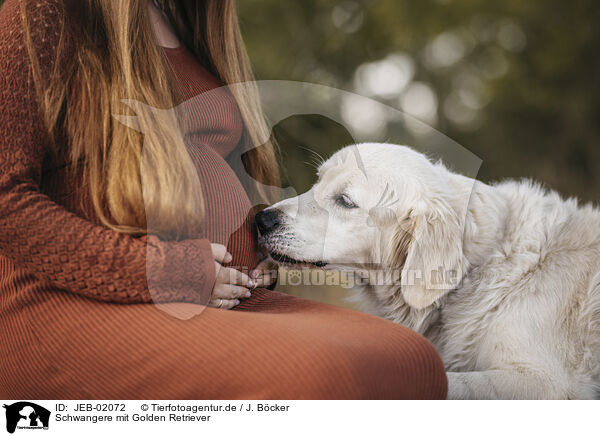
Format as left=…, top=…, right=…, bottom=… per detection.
left=186, top=142, right=260, bottom=272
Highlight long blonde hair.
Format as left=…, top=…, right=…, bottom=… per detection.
left=22, top=0, right=279, bottom=240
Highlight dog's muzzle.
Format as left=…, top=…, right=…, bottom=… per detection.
left=255, top=209, right=283, bottom=236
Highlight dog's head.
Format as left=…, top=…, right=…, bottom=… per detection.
left=258, top=143, right=469, bottom=309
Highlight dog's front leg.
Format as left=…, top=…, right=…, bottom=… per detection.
left=447, top=370, right=565, bottom=399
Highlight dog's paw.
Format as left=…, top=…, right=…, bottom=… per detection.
left=446, top=372, right=468, bottom=400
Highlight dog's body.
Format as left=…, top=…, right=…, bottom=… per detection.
left=257, top=143, right=600, bottom=399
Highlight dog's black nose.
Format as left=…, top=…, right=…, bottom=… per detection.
left=256, top=209, right=281, bottom=235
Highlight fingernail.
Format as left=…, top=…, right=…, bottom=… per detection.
left=245, top=291, right=251, bottom=298
left=225, top=253, right=233, bottom=262
left=248, top=279, right=255, bottom=288
left=235, top=300, right=240, bottom=305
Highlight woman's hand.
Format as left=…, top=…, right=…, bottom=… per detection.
left=209, top=243, right=255, bottom=310
left=250, top=256, right=279, bottom=289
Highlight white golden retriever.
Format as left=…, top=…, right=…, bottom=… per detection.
left=256, top=143, right=600, bottom=399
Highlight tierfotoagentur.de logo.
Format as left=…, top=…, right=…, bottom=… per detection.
left=2, top=403, right=50, bottom=434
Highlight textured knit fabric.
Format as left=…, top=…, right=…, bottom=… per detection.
left=0, top=0, right=448, bottom=399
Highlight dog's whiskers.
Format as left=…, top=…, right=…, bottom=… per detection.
left=300, top=146, right=326, bottom=168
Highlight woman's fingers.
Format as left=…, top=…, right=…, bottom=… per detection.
left=251, top=269, right=278, bottom=288
left=250, top=258, right=278, bottom=287
left=216, top=266, right=254, bottom=288
left=209, top=245, right=251, bottom=309
left=212, top=284, right=252, bottom=300
left=210, top=243, right=232, bottom=264
left=209, top=298, right=239, bottom=310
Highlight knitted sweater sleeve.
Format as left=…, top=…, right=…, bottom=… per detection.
left=0, top=0, right=216, bottom=304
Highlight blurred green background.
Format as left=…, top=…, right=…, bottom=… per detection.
left=237, top=0, right=600, bottom=309
left=239, top=0, right=600, bottom=201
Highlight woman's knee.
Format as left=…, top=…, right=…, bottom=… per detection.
left=372, top=326, right=447, bottom=399
left=321, top=324, right=447, bottom=399
left=277, top=325, right=447, bottom=399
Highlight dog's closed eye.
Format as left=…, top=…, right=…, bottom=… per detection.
left=335, top=193, right=358, bottom=209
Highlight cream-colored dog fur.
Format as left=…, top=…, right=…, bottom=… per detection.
left=259, top=143, right=600, bottom=399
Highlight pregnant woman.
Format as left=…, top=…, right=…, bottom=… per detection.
left=0, top=0, right=446, bottom=399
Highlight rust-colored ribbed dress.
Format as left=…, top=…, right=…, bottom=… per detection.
left=0, top=0, right=447, bottom=399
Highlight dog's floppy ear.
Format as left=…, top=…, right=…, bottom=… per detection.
left=394, top=198, right=465, bottom=310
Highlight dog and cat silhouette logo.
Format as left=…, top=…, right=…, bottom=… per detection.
left=3, top=403, right=50, bottom=434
